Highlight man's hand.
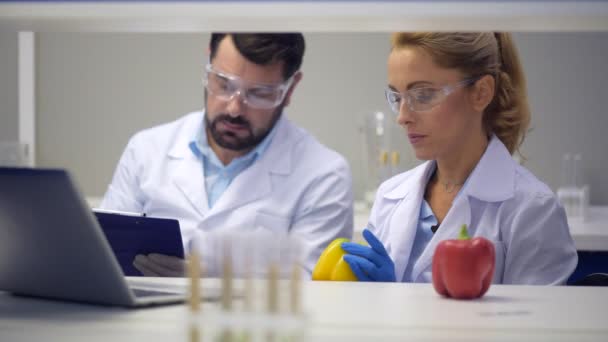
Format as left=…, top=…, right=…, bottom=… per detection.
left=133, top=253, right=186, bottom=277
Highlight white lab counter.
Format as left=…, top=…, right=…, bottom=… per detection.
left=0, top=278, right=606, bottom=341
left=354, top=203, right=608, bottom=251
left=566, top=206, right=608, bottom=251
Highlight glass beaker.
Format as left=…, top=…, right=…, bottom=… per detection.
left=0, top=141, right=29, bottom=167
left=362, top=111, right=392, bottom=207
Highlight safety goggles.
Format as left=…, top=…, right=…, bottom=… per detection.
left=385, top=77, right=480, bottom=113
left=203, top=64, right=295, bottom=109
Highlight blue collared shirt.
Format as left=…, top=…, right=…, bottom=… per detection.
left=401, top=199, right=438, bottom=282
left=401, top=162, right=472, bottom=282
left=189, top=115, right=277, bottom=208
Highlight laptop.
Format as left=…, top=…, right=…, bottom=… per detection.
left=0, top=167, right=190, bottom=307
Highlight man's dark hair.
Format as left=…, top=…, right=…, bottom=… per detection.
left=209, top=33, right=305, bottom=80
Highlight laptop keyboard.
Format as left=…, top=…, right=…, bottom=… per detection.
left=131, top=288, right=180, bottom=298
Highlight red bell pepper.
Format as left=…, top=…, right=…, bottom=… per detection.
left=432, top=224, right=495, bottom=299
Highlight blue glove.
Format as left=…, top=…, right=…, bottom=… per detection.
left=341, top=228, right=396, bottom=282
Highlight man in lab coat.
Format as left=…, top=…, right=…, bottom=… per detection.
left=100, top=33, right=353, bottom=277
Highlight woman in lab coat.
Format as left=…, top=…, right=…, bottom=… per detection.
left=342, top=33, right=578, bottom=284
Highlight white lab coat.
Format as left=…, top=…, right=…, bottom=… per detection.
left=368, top=136, right=578, bottom=285
left=101, top=111, right=353, bottom=276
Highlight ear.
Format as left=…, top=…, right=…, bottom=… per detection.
left=282, top=71, right=303, bottom=107
left=470, top=74, right=495, bottom=113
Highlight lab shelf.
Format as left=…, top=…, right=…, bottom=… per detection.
left=1, top=1, right=608, bottom=32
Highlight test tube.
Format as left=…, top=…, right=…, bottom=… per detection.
left=221, top=239, right=233, bottom=311
left=390, top=151, right=400, bottom=177
left=573, top=154, right=582, bottom=188
left=188, top=251, right=201, bottom=342
left=573, top=154, right=584, bottom=217
left=374, top=111, right=385, bottom=137
left=219, top=238, right=233, bottom=342
left=561, top=153, right=573, bottom=188
left=379, top=150, right=389, bottom=182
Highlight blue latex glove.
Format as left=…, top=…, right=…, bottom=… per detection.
left=341, top=228, right=396, bottom=282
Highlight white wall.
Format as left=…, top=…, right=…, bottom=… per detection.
left=0, top=31, right=18, bottom=141
left=1, top=32, right=607, bottom=204
left=34, top=32, right=405, bottom=200
left=36, top=33, right=208, bottom=195
left=514, top=32, right=608, bottom=204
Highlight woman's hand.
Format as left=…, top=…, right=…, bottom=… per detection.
left=341, top=228, right=396, bottom=282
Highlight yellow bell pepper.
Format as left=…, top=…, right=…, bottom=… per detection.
left=312, top=238, right=358, bottom=281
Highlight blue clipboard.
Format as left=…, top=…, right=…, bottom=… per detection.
left=93, top=210, right=184, bottom=276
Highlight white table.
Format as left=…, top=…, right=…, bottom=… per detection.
left=1, top=278, right=607, bottom=341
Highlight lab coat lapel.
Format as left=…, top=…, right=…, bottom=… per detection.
left=168, top=111, right=209, bottom=217
left=465, top=136, right=515, bottom=203
left=205, top=116, right=293, bottom=219
left=207, top=157, right=273, bottom=217
left=409, top=135, right=514, bottom=281
left=411, top=194, right=471, bottom=281
left=386, top=162, right=435, bottom=283
left=172, top=151, right=210, bottom=217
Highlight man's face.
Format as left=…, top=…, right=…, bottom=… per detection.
left=204, top=36, right=299, bottom=152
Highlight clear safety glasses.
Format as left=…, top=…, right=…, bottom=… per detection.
left=203, top=64, right=295, bottom=110
left=385, top=77, right=481, bottom=114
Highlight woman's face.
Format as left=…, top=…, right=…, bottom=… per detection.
left=387, top=47, right=484, bottom=161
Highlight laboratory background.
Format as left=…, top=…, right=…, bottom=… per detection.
left=1, top=32, right=607, bottom=208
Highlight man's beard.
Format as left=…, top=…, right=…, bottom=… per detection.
left=205, top=96, right=283, bottom=151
